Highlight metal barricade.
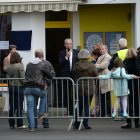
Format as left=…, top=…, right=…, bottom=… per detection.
left=75, top=77, right=140, bottom=130
left=1, top=77, right=140, bottom=131
left=0, top=77, right=76, bottom=130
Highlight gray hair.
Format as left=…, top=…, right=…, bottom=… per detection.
left=78, top=49, right=91, bottom=59
left=64, top=38, right=72, bottom=44
left=119, top=38, right=127, bottom=48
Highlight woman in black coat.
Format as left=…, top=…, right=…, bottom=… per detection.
left=121, top=48, right=140, bottom=129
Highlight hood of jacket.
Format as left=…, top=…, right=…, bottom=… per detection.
left=30, top=57, right=42, bottom=64
left=111, top=67, right=122, bottom=78
left=74, top=60, right=91, bottom=72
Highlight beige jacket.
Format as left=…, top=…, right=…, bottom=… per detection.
left=95, top=53, right=112, bottom=93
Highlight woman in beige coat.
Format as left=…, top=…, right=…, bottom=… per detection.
left=95, top=45, right=112, bottom=117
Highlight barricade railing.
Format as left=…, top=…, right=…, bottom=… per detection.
left=0, top=77, right=140, bottom=131
left=76, top=77, right=140, bottom=130
left=0, top=77, right=75, bottom=130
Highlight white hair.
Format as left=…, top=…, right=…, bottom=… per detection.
left=119, top=38, right=127, bottom=48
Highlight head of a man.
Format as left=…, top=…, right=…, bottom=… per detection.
left=34, top=49, right=44, bottom=60
left=100, top=45, right=108, bottom=55
left=9, top=44, right=17, bottom=54
left=119, top=38, right=127, bottom=48
left=64, top=38, right=72, bottom=51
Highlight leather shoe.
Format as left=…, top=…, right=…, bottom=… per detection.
left=84, top=126, right=92, bottom=129
left=121, top=123, right=132, bottom=129
left=73, top=122, right=80, bottom=129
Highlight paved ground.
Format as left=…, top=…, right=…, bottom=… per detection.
left=0, top=118, right=140, bottom=140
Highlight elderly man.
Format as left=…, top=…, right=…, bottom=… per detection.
left=108, top=38, right=128, bottom=70
left=95, top=45, right=112, bottom=117
left=108, top=38, right=128, bottom=117
left=59, top=38, right=79, bottom=115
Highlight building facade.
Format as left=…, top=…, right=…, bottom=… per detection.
left=0, top=0, right=140, bottom=75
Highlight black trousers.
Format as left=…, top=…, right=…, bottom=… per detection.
left=100, top=91, right=111, bottom=117
left=126, top=80, right=139, bottom=125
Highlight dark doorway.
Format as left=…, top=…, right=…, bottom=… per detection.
left=45, top=28, right=70, bottom=76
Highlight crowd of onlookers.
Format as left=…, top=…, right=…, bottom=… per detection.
left=2, top=37, right=140, bottom=131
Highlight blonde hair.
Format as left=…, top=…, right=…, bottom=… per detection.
left=125, top=48, right=137, bottom=59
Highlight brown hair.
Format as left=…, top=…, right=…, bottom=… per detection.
left=114, top=57, right=124, bottom=68
left=92, top=48, right=101, bottom=57
left=10, top=52, right=21, bottom=64
left=125, top=48, right=137, bottom=59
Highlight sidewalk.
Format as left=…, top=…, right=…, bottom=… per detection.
left=0, top=118, right=140, bottom=140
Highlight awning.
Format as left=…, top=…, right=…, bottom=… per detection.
left=0, top=0, right=81, bottom=13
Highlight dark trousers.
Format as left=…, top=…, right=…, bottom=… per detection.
left=126, top=80, right=139, bottom=125
left=101, top=91, right=111, bottom=117
left=63, top=80, right=73, bottom=115
left=9, top=86, right=24, bottom=127
left=74, top=91, right=90, bottom=128
left=78, top=94, right=89, bottom=127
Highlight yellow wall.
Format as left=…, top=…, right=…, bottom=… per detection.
left=79, top=4, right=132, bottom=49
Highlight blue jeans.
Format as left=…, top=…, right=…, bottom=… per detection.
left=24, top=87, right=47, bottom=128
left=35, top=90, right=49, bottom=128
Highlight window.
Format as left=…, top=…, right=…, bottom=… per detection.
left=45, top=11, right=67, bottom=21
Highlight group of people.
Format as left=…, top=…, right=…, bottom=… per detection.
left=3, top=45, right=55, bottom=132
left=3, top=37, right=140, bottom=132
left=59, top=38, right=140, bottom=130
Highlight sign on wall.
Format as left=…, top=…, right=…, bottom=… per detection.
left=84, top=32, right=125, bottom=55
left=84, top=32, right=103, bottom=54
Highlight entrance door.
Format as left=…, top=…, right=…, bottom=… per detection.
left=45, top=28, right=70, bottom=76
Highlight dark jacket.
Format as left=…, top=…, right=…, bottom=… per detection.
left=73, top=60, right=98, bottom=95
left=136, top=51, right=140, bottom=76
left=59, top=49, right=79, bottom=78
left=24, top=58, right=52, bottom=89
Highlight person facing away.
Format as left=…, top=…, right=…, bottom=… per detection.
left=24, top=48, right=53, bottom=132
left=73, top=49, right=98, bottom=129
left=108, top=38, right=128, bottom=117
left=35, top=59, right=56, bottom=129
left=7, top=51, right=27, bottom=129
left=58, top=38, right=79, bottom=115
left=121, top=48, right=140, bottom=129
left=99, top=57, right=138, bottom=118
left=3, top=44, right=17, bottom=77
left=108, top=38, right=128, bottom=71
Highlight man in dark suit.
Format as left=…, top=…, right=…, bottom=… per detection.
left=59, top=38, right=79, bottom=115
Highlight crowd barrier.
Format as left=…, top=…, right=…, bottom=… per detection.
left=0, top=77, right=140, bottom=131
left=76, top=77, right=140, bottom=130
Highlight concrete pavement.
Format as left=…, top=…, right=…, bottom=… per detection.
left=0, top=118, right=140, bottom=140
